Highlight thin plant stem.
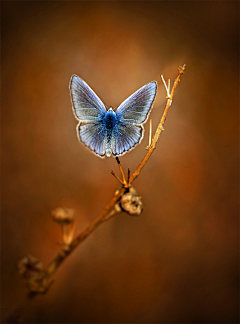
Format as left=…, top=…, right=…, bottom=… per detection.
left=43, top=64, right=186, bottom=281
left=8, top=65, right=186, bottom=321
left=5, top=64, right=186, bottom=324
left=5, top=65, right=185, bottom=324
left=129, top=64, right=186, bottom=182
left=44, top=186, right=125, bottom=279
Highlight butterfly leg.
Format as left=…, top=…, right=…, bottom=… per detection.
left=110, top=157, right=130, bottom=188
left=115, top=157, right=127, bottom=186
left=110, top=170, right=125, bottom=186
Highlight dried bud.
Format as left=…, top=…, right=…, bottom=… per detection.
left=26, top=272, right=51, bottom=293
left=52, top=207, right=76, bottom=246
left=114, top=201, right=122, bottom=213
left=18, top=255, right=52, bottom=293
left=52, top=208, right=75, bottom=224
left=115, top=187, right=143, bottom=216
left=18, top=255, right=42, bottom=278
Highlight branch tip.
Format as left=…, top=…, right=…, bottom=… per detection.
left=178, top=64, right=186, bottom=74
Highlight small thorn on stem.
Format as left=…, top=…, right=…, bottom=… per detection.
left=145, top=119, right=152, bottom=150
left=161, top=75, right=171, bottom=98
left=149, top=119, right=152, bottom=148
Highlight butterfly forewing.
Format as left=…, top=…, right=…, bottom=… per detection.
left=116, top=81, right=157, bottom=124
left=70, top=75, right=106, bottom=122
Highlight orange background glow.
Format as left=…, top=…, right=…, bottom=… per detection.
left=2, top=1, right=239, bottom=323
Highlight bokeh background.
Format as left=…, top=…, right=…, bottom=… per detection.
left=1, top=1, right=239, bottom=323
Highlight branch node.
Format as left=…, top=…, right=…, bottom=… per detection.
left=115, top=187, right=143, bottom=216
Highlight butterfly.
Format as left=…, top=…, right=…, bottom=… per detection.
left=70, top=75, right=157, bottom=158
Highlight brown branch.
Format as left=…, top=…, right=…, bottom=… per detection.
left=8, top=65, right=186, bottom=324
left=43, top=64, right=186, bottom=283
left=129, top=64, right=186, bottom=183
left=44, top=186, right=126, bottom=279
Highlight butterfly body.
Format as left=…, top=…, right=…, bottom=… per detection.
left=103, top=108, right=117, bottom=129
left=70, top=75, right=157, bottom=158
left=102, top=108, right=117, bottom=156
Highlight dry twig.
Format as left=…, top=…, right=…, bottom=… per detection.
left=6, top=64, right=186, bottom=323
left=36, top=64, right=186, bottom=291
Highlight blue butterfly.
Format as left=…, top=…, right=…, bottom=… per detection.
left=70, top=75, right=157, bottom=158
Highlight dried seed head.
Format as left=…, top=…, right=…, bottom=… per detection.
left=26, top=272, right=51, bottom=293
left=18, top=255, right=42, bottom=278
left=52, top=208, right=75, bottom=224
left=115, top=187, right=143, bottom=216
left=114, top=202, right=122, bottom=213
left=18, top=255, right=52, bottom=293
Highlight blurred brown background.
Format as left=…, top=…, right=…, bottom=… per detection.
left=1, top=1, right=239, bottom=323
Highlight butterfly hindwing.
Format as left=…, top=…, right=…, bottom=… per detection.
left=116, top=81, right=157, bottom=124
left=112, top=123, right=143, bottom=156
left=79, top=123, right=106, bottom=157
left=70, top=75, right=106, bottom=122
